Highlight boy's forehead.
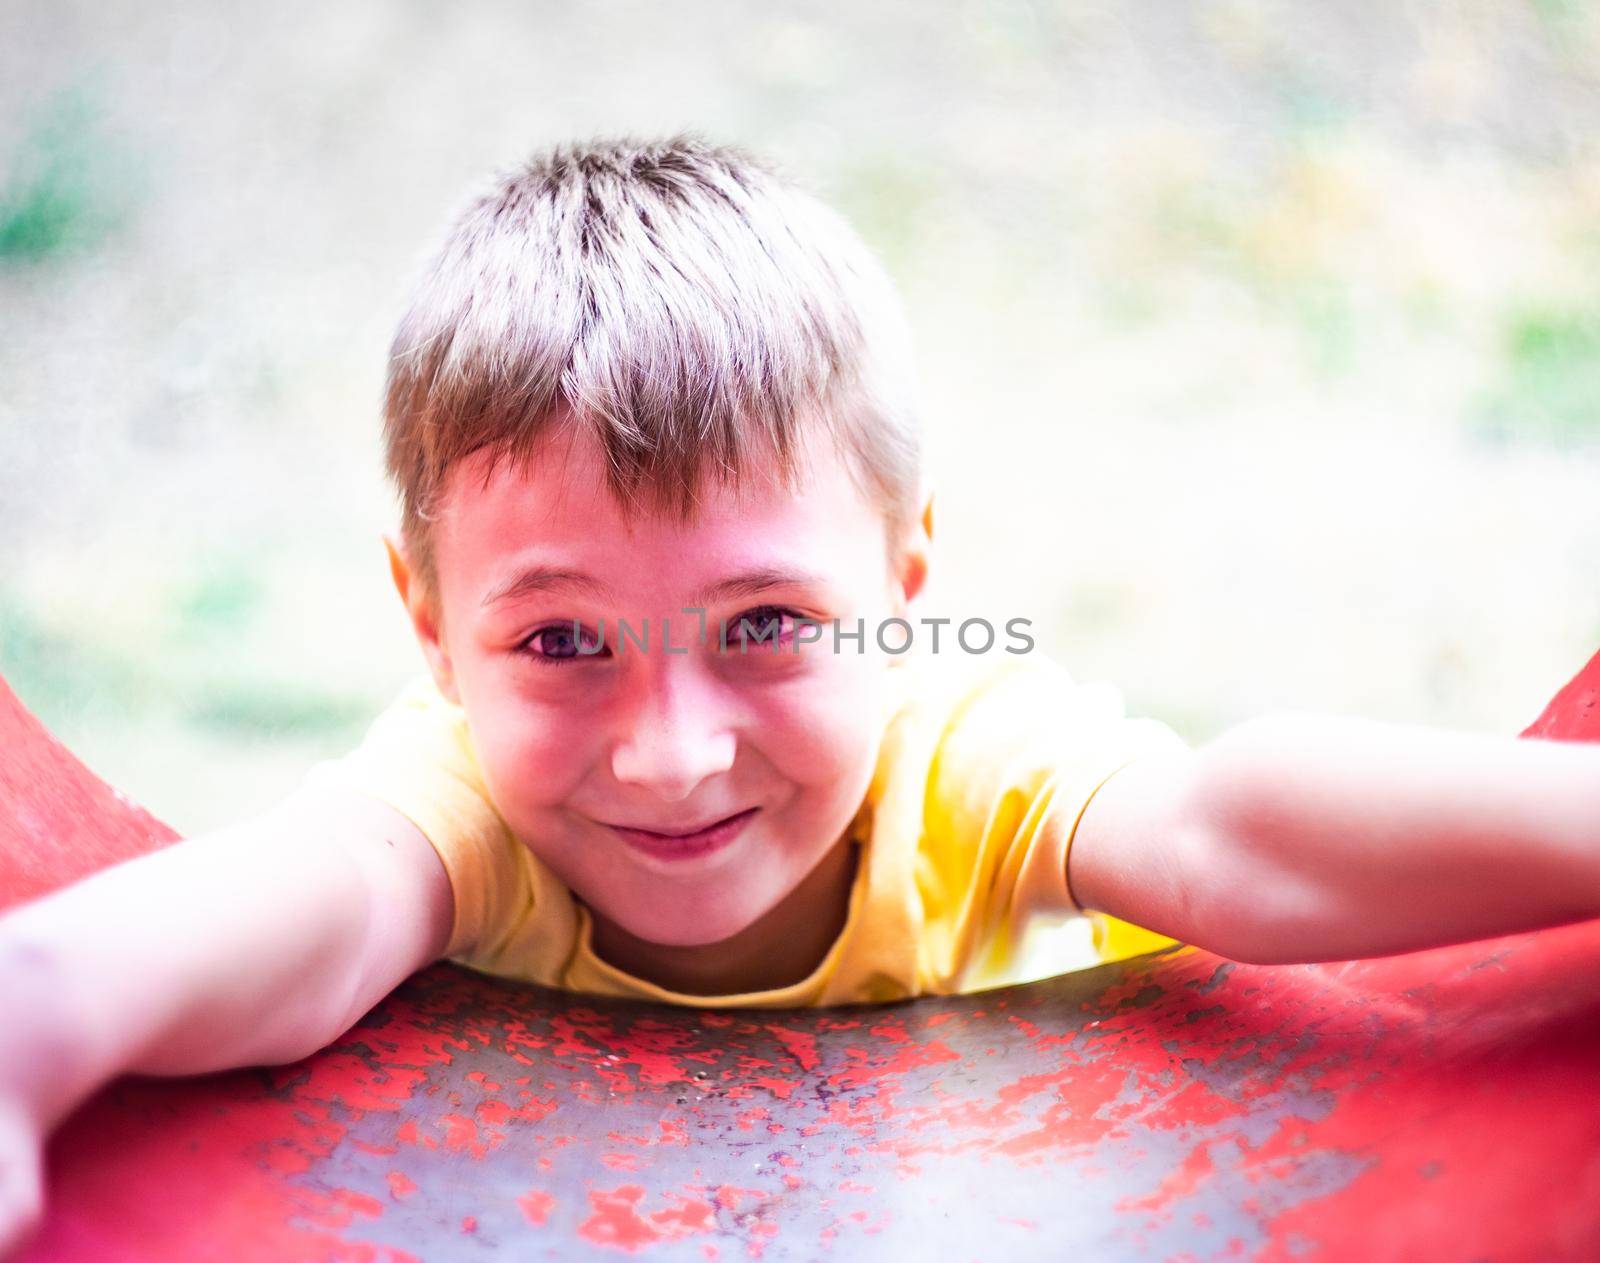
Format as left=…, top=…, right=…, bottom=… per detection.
left=433, top=427, right=887, bottom=599
left=441, top=427, right=827, bottom=532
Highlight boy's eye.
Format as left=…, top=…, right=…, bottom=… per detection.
left=721, top=605, right=803, bottom=653
left=519, top=622, right=608, bottom=665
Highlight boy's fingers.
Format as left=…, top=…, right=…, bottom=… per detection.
left=0, top=1109, right=44, bottom=1262
left=0, top=1166, right=43, bottom=1263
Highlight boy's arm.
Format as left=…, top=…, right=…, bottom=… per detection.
left=1069, top=714, right=1600, bottom=965
left=0, top=781, right=452, bottom=1133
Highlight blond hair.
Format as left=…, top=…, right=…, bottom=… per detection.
left=382, top=132, right=923, bottom=609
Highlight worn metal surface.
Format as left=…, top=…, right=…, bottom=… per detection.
left=4, top=650, right=1599, bottom=1262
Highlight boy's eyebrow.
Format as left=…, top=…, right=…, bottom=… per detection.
left=481, top=566, right=612, bottom=610
left=692, top=566, right=832, bottom=606
left=480, top=564, right=830, bottom=611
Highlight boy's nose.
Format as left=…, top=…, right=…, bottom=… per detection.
left=608, top=665, right=738, bottom=802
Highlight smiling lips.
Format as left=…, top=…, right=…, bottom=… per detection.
left=606, top=807, right=760, bottom=861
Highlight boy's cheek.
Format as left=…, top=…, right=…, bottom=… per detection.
left=754, top=671, right=888, bottom=786
left=471, top=717, right=596, bottom=815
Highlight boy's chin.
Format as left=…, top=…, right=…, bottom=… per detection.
left=588, top=879, right=787, bottom=952
left=610, top=899, right=769, bottom=949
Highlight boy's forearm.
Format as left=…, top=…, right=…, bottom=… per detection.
left=0, top=813, right=380, bottom=1130
left=1188, top=712, right=1600, bottom=965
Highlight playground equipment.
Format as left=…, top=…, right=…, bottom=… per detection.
left=2, top=651, right=1598, bottom=1261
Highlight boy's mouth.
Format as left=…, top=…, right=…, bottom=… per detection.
left=604, top=808, right=761, bottom=861
left=605, top=808, right=758, bottom=839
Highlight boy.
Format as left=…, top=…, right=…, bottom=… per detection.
left=1, top=133, right=1598, bottom=1252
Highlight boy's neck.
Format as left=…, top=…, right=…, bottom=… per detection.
left=588, top=832, right=860, bottom=997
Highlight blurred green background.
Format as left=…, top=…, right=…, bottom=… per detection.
left=1, top=0, right=1597, bottom=836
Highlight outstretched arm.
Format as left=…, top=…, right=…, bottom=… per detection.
left=1069, top=714, right=1600, bottom=965
left=0, top=782, right=452, bottom=1255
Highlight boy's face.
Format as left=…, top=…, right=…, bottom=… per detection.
left=389, top=422, right=930, bottom=958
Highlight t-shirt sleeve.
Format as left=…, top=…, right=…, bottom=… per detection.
left=917, top=655, right=1191, bottom=990
left=298, top=675, right=532, bottom=963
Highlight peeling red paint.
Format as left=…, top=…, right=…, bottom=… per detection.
left=1117, top=1140, right=1219, bottom=1215
left=763, top=1025, right=819, bottom=1072
left=517, top=1188, right=555, bottom=1225
left=710, top=1184, right=768, bottom=1212
left=385, top=1172, right=416, bottom=1201
left=577, top=1185, right=659, bottom=1250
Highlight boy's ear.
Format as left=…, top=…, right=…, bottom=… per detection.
left=890, top=486, right=934, bottom=615
left=383, top=532, right=462, bottom=706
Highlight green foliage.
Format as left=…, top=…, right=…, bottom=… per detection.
left=174, top=562, right=265, bottom=638
left=830, top=154, right=942, bottom=278
left=1285, top=273, right=1358, bottom=379
left=1531, top=0, right=1586, bottom=30
left=162, top=553, right=376, bottom=740
left=1470, top=302, right=1600, bottom=448
left=0, top=594, right=153, bottom=726
left=0, top=87, right=133, bottom=263
left=181, top=683, right=375, bottom=739
left=0, top=559, right=375, bottom=748
left=1278, top=80, right=1349, bottom=140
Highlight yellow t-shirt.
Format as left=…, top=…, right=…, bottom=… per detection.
left=301, top=649, right=1191, bottom=1008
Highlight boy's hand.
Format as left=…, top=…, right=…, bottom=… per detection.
left=0, top=1093, right=43, bottom=1261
